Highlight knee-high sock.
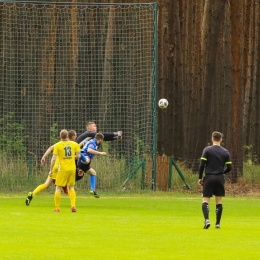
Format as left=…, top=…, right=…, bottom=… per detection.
left=54, top=191, right=61, bottom=210
left=216, top=204, right=223, bottom=224
left=69, top=189, right=76, bottom=208
left=202, top=202, right=209, bottom=220
left=90, top=175, right=96, bottom=191
left=33, top=183, right=47, bottom=196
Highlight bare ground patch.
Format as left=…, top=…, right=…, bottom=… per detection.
left=225, top=179, right=260, bottom=196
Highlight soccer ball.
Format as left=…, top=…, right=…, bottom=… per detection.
left=158, top=98, right=168, bottom=109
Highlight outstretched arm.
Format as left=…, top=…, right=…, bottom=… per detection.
left=41, top=145, right=54, bottom=165
left=77, top=131, right=123, bottom=143
left=87, top=148, right=106, bottom=156
left=103, top=131, right=123, bottom=141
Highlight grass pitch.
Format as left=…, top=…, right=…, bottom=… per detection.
left=1, top=193, right=260, bottom=260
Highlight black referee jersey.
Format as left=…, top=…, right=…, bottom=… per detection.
left=199, top=145, right=232, bottom=179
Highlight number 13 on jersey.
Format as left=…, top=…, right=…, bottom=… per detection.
left=64, top=146, right=72, bottom=157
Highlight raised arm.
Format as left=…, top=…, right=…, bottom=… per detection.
left=103, top=131, right=123, bottom=141
left=77, top=131, right=123, bottom=143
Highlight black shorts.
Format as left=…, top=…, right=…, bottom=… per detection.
left=203, top=174, right=225, bottom=197
left=77, top=159, right=91, bottom=174
left=75, top=168, right=84, bottom=181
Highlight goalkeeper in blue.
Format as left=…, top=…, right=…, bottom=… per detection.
left=77, top=133, right=106, bottom=198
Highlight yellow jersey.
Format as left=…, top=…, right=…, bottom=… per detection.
left=53, top=140, right=80, bottom=171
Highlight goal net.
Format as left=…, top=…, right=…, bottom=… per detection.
left=0, top=1, right=157, bottom=193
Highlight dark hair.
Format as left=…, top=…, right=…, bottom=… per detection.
left=212, top=131, right=222, bottom=141
left=95, top=133, right=104, bottom=140
left=68, top=130, right=77, bottom=139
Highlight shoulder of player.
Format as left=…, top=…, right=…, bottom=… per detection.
left=53, top=141, right=62, bottom=147
left=87, top=138, right=96, bottom=143
left=211, top=145, right=230, bottom=155
left=85, top=139, right=97, bottom=148
left=208, top=145, right=226, bottom=149
left=218, top=145, right=229, bottom=152
left=56, top=140, right=79, bottom=147
left=203, top=146, right=211, bottom=152
left=203, top=145, right=221, bottom=153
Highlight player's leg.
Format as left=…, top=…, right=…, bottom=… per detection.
left=74, top=159, right=84, bottom=181
left=87, top=168, right=99, bottom=198
left=77, top=153, right=90, bottom=165
left=68, top=186, right=76, bottom=212
left=215, top=196, right=222, bottom=228
left=75, top=168, right=85, bottom=181
left=33, top=177, right=53, bottom=195
left=202, top=175, right=212, bottom=229
left=25, top=177, right=53, bottom=206
left=202, top=197, right=211, bottom=229
left=54, top=185, right=62, bottom=212
left=77, top=158, right=89, bottom=172
left=80, top=153, right=90, bottom=164
left=214, top=175, right=225, bottom=228
left=67, top=170, right=76, bottom=212
left=51, top=162, right=68, bottom=194
left=76, top=159, right=89, bottom=182
left=54, top=171, right=68, bottom=212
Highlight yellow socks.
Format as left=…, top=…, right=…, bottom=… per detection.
left=33, top=183, right=47, bottom=196
left=69, top=189, right=76, bottom=208
left=54, top=191, right=61, bottom=210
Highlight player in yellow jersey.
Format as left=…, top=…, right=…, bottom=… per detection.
left=25, top=130, right=78, bottom=206
left=50, top=129, right=81, bottom=212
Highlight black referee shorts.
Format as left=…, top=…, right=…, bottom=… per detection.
left=203, top=174, right=225, bottom=197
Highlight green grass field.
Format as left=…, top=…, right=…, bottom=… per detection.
left=1, top=193, right=260, bottom=260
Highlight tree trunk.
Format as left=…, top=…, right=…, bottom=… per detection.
left=230, top=0, right=244, bottom=182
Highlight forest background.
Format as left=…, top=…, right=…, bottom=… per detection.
left=154, top=0, right=259, bottom=183
left=1, top=0, right=260, bottom=185
left=107, top=0, right=260, bottom=183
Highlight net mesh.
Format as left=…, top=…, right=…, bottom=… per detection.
left=0, top=2, right=157, bottom=192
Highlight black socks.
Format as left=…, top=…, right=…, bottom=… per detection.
left=202, top=202, right=209, bottom=220
left=216, top=204, right=223, bottom=225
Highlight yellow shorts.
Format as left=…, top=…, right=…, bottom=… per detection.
left=56, top=170, right=76, bottom=187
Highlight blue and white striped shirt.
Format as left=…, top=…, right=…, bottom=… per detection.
left=80, top=139, right=98, bottom=160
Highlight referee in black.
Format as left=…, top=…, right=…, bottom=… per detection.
left=198, top=131, right=232, bottom=229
